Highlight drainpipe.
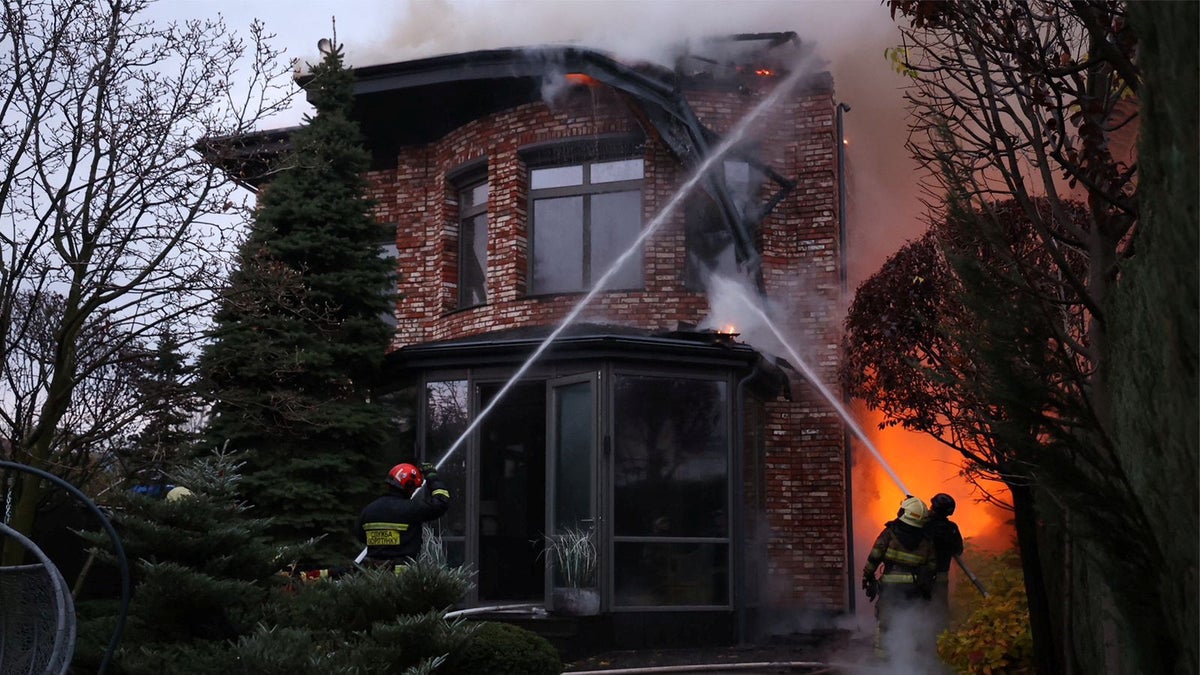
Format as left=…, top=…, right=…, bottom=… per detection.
left=733, top=359, right=762, bottom=646
left=835, top=101, right=855, bottom=614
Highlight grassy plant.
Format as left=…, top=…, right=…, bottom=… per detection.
left=543, top=526, right=597, bottom=588
left=420, top=523, right=448, bottom=566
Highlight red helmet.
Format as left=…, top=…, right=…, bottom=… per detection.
left=387, top=463, right=424, bottom=492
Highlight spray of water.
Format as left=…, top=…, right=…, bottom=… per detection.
left=429, top=63, right=816, bottom=474
left=711, top=276, right=912, bottom=496
left=355, top=61, right=818, bottom=565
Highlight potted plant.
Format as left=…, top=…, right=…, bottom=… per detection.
left=543, top=526, right=599, bottom=616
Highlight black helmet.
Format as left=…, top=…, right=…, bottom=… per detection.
left=930, top=493, right=956, bottom=517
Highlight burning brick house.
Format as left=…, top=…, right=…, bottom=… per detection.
left=219, top=33, right=850, bottom=647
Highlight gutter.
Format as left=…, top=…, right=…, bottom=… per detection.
left=835, top=101, right=855, bottom=615
left=733, top=359, right=763, bottom=646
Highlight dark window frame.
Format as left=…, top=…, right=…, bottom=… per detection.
left=525, top=137, right=648, bottom=294
left=410, top=359, right=741, bottom=612
left=683, top=157, right=765, bottom=291
left=608, top=369, right=733, bottom=610
left=455, top=172, right=489, bottom=309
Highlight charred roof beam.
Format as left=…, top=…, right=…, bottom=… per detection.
left=564, top=49, right=776, bottom=287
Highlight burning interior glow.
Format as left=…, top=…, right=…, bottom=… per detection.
left=564, top=72, right=598, bottom=86
left=852, top=405, right=1014, bottom=555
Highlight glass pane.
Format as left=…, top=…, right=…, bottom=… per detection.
left=470, top=182, right=490, bottom=209
left=444, top=539, right=466, bottom=569
left=377, top=240, right=399, bottom=324
left=478, top=383, right=546, bottom=602
left=723, top=160, right=750, bottom=186
left=531, top=165, right=583, bottom=189
left=459, top=213, right=487, bottom=307
left=555, top=381, right=592, bottom=531
left=614, top=542, right=728, bottom=606
left=591, top=158, right=644, bottom=183
left=532, top=196, right=584, bottom=294
left=376, top=385, right=417, bottom=464
left=723, top=160, right=758, bottom=217
left=613, top=376, right=729, bottom=537
left=425, top=380, right=469, bottom=537
left=590, top=190, right=643, bottom=290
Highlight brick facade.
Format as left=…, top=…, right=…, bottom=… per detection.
left=366, top=72, right=848, bottom=611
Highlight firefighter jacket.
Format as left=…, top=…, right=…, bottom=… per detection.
left=357, top=475, right=451, bottom=563
left=863, top=519, right=937, bottom=597
left=925, top=514, right=964, bottom=574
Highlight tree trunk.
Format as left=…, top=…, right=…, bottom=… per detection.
left=1010, top=481, right=1062, bottom=675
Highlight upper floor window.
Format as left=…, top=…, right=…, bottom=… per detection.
left=378, top=224, right=399, bottom=326
left=529, top=158, right=644, bottom=295
left=458, top=179, right=489, bottom=308
left=684, top=160, right=762, bottom=290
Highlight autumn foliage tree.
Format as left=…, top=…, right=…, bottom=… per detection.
left=843, top=198, right=1089, bottom=673
left=864, top=2, right=1195, bottom=673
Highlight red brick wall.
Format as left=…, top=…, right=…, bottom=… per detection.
left=369, top=74, right=848, bottom=611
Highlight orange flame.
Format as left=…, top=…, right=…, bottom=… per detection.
left=852, top=405, right=1013, bottom=553
left=754, top=68, right=773, bottom=77
left=565, top=73, right=598, bottom=86
left=722, top=323, right=738, bottom=334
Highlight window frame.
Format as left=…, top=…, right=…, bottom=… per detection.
left=456, top=176, right=489, bottom=309
left=606, top=368, right=734, bottom=611
left=526, top=153, right=645, bottom=296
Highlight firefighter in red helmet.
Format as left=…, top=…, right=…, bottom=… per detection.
left=356, top=461, right=451, bottom=571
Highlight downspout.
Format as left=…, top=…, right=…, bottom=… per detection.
left=835, top=101, right=855, bottom=613
left=734, top=359, right=762, bottom=645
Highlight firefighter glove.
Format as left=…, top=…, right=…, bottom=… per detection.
left=419, top=462, right=437, bottom=480
left=862, top=575, right=878, bottom=601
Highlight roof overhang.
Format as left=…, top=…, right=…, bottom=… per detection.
left=382, top=323, right=790, bottom=399
left=204, top=35, right=831, bottom=281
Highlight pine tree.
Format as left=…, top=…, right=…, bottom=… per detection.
left=74, top=450, right=310, bottom=674
left=198, top=43, right=395, bottom=562
left=121, top=331, right=201, bottom=487
left=75, top=452, right=478, bottom=675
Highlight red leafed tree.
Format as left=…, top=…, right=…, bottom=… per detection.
left=869, top=2, right=1194, bottom=673
left=843, top=198, right=1090, bottom=673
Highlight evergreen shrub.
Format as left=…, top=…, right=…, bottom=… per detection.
left=443, top=621, right=563, bottom=675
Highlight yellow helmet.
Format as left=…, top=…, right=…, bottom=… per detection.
left=897, top=496, right=928, bottom=527
left=166, top=486, right=194, bottom=502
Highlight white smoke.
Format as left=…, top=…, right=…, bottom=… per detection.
left=307, top=0, right=927, bottom=289
left=700, top=272, right=789, bottom=358
left=350, top=0, right=883, bottom=70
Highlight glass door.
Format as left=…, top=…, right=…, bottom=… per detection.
left=545, top=373, right=599, bottom=603
left=475, top=381, right=546, bottom=603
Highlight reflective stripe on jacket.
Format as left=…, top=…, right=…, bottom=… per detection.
left=356, top=475, right=451, bottom=563
left=862, top=520, right=937, bottom=585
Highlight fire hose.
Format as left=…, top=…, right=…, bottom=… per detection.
left=954, top=553, right=989, bottom=597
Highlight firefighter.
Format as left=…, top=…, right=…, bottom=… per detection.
left=925, top=493, right=964, bottom=627
left=862, top=495, right=937, bottom=661
left=357, top=462, right=451, bottom=572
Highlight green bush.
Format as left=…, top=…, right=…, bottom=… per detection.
left=265, top=560, right=471, bottom=631
left=938, top=550, right=1034, bottom=674
left=442, top=621, right=562, bottom=675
